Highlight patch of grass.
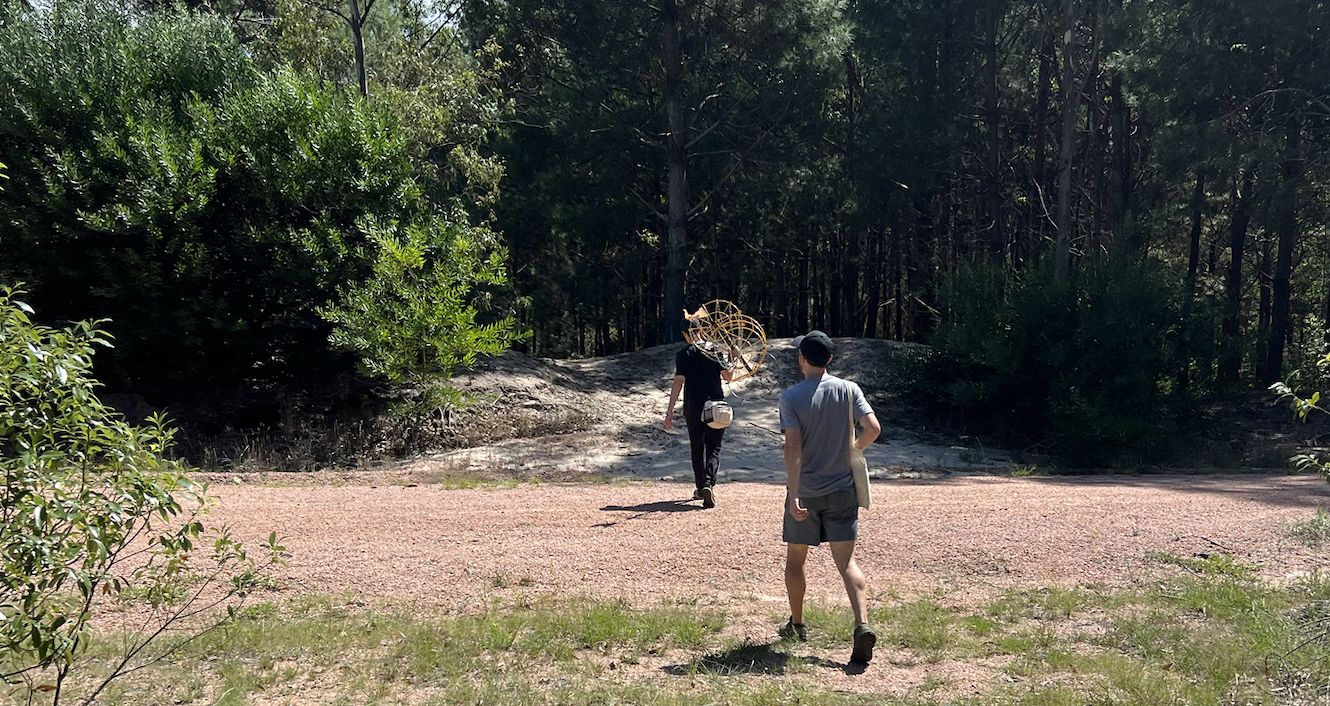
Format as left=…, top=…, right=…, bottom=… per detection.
left=986, top=586, right=1109, bottom=623
left=1286, top=507, right=1330, bottom=547
left=874, top=600, right=956, bottom=657
left=1144, top=550, right=1255, bottom=579
left=960, top=615, right=1000, bottom=637
left=75, top=574, right=1330, bottom=706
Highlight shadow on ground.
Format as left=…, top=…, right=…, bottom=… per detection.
left=662, top=640, right=864, bottom=676
left=593, top=498, right=704, bottom=527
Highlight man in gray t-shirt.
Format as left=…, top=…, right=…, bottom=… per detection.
left=777, top=331, right=881, bottom=666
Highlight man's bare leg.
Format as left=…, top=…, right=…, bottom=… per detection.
left=829, top=540, right=868, bottom=626
left=784, top=544, right=810, bottom=624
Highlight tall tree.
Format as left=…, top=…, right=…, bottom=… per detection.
left=1055, top=0, right=1076, bottom=279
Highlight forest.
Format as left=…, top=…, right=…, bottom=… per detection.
left=2, top=0, right=1328, bottom=464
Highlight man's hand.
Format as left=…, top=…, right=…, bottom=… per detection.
left=788, top=496, right=808, bottom=521
left=663, top=413, right=674, bottom=431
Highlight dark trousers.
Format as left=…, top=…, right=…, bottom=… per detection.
left=684, top=404, right=726, bottom=489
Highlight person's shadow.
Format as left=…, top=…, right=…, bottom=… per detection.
left=662, top=640, right=864, bottom=676
left=594, top=499, right=702, bottom=527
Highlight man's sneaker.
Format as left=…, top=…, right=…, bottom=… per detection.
left=778, top=618, right=807, bottom=642
left=692, top=488, right=704, bottom=500
left=850, top=624, right=877, bottom=664
left=700, top=486, right=715, bottom=509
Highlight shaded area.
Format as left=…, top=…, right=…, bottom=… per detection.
left=662, top=640, right=838, bottom=676
left=895, top=473, right=1330, bottom=511
left=600, top=499, right=701, bottom=514
left=594, top=498, right=703, bottom=527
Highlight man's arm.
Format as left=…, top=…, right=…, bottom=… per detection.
left=721, top=367, right=734, bottom=383
left=854, top=412, right=881, bottom=450
left=664, top=375, right=685, bottom=430
left=784, top=428, right=808, bottom=520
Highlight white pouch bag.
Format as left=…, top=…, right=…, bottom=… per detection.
left=701, top=399, right=733, bottom=429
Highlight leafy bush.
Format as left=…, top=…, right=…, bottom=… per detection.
left=0, top=287, right=285, bottom=704
left=1272, top=351, right=1330, bottom=482
left=922, top=258, right=1201, bottom=464
left=319, top=212, right=523, bottom=448
left=0, top=0, right=516, bottom=412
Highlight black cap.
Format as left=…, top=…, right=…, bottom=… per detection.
left=792, top=330, right=833, bottom=367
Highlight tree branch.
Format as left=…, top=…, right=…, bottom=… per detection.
left=631, top=189, right=668, bottom=223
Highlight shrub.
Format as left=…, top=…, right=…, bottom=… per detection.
left=922, top=257, right=1203, bottom=465
left=0, top=287, right=285, bottom=704
left=1272, top=351, right=1330, bottom=482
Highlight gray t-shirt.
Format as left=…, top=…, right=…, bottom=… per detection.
left=778, top=374, right=874, bottom=497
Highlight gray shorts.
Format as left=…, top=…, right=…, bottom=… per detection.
left=783, top=487, right=859, bottom=546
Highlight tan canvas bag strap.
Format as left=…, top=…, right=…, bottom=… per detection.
left=846, top=381, right=855, bottom=444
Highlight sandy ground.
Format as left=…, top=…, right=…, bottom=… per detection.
left=390, top=337, right=1013, bottom=486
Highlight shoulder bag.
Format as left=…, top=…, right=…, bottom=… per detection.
left=848, top=391, right=871, bottom=509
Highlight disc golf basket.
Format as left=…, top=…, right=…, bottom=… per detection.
left=685, top=299, right=768, bottom=381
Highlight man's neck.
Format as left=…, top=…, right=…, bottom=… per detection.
left=803, top=367, right=826, bottom=380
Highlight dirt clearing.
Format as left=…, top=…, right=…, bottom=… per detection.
left=210, top=473, right=1330, bottom=612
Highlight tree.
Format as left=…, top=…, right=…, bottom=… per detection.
left=0, top=0, right=516, bottom=425
left=1055, top=0, right=1076, bottom=280
left=317, top=212, right=523, bottom=449
left=467, top=0, right=847, bottom=345
left=0, top=286, right=286, bottom=704
left=294, top=0, right=378, bottom=96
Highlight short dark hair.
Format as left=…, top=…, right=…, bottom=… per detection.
left=793, top=330, right=833, bottom=367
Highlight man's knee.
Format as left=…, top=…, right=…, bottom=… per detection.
left=785, top=545, right=809, bottom=571
left=829, top=540, right=858, bottom=572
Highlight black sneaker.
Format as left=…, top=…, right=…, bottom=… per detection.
left=850, top=624, right=876, bottom=664
left=700, top=486, right=715, bottom=509
left=778, top=618, right=807, bottom=642
left=693, top=488, right=704, bottom=500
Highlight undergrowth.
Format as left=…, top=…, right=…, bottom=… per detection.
left=29, top=563, right=1330, bottom=706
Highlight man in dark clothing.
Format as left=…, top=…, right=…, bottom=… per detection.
left=663, top=317, right=733, bottom=508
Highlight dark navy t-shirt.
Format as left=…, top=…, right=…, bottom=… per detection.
left=675, top=344, right=725, bottom=412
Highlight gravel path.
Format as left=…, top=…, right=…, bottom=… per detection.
left=210, top=473, right=1330, bottom=612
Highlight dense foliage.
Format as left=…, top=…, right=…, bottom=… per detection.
left=464, top=0, right=1330, bottom=461
left=924, top=258, right=1205, bottom=462
left=0, top=0, right=516, bottom=420
left=3, top=0, right=1330, bottom=463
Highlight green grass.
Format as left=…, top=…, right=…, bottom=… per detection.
left=1286, top=507, right=1330, bottom=547
left=44, top=567, right=1330, bottom=706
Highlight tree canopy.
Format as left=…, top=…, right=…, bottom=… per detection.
left=2, top=0, right=1328, bottom=462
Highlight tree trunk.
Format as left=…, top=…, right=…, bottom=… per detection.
left=893, top=224, right=903, bottom=341
left=660, top=0, right=688, bottom=342
left=830, top=229, right=843, bottom=335
left=866, top=226, right=883, bottom=338
left=1180, top=167, right=1205, bottom=394
left=1186, top=167, right=1205, bottom=292
left=798, top=253, right=809, bottom=332
left=1109, top=73, right=1131, bottom=231
left=1258, top=238, right=1272, bottom=375
left=1055, top=0, right=1077, bottom=280
left=985, top=0, right=1004, bottom=262
left=1265, top=119, right=1301, bottom=383
left=1030, top=34, right=1053, bottom=265
left=1219, top=171, right=1253, bottom=382
left=349, top=0, right=368, bottom=97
